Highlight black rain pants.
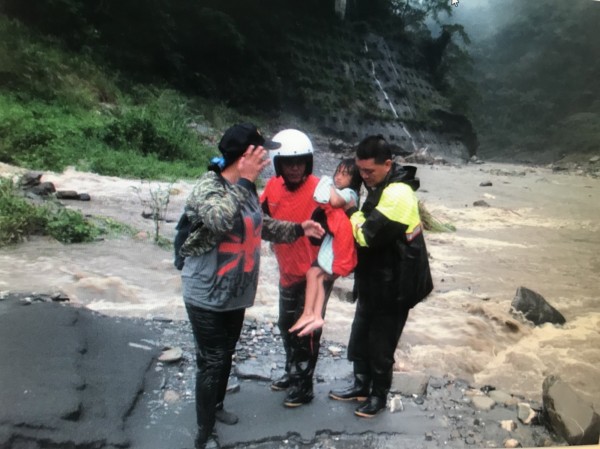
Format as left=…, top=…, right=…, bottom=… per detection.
left=185, top=303, right=245, bottom=435
left=277, top=279, right=333, bottom=390
left=347, top=278, right=410, bottom=397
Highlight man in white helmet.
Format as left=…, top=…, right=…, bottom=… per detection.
left=260, top=129, right=332, bottom=407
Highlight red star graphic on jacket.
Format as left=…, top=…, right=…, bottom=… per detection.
left=217, top=216, right=262, bottom=276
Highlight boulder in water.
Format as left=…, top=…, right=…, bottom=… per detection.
left=511, top=286, right=566, bottom=326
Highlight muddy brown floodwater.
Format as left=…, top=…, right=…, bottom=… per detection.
left=0, top=161, right=598, bottom=410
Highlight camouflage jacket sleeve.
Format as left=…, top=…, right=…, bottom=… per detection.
left=261, top=214, right=302, bottom=243
left=180, top=171, right=253, bottom=257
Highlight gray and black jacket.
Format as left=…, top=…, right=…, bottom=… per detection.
left=181, top=171, right=303, bottom=311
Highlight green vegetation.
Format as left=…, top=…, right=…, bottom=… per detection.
left=0, top=0, right=464, bottom=154
left=0, top=177, right=153, bottom=246
left=155, top=235, right=174, bottom=250
left=0, top=0, right=471, bottom=180
left=90, top=216, right=137, bottom=238
left=0, top=92, right=215, bottom=179
left=0, top=1, right=469, bottom=247
left=419, top=202, right=456, bottom=233
left=44, top=206, right=100, bottom=243
left=0, top=16, right=227, bottom=180
left=0, top=177, right=100, bottom=245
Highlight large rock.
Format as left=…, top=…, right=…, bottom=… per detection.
left=29, top=181, right=56, bottom=196
left=234, top=359, right=272, bottom=381
left=390, top=371, right=430, bottom=397
left=56, top=190, right=81, bottom=199
left=471, top=395, right=496, bottom=411
left=542, top=375, right=600, bottom=445
left=511, top=286, right=566, bottom=326
left=19, top=171, right=43, bottom=188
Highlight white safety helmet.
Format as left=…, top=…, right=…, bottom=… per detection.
left=269, top=129, right=314, bottom=177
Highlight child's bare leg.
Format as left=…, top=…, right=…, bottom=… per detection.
left=289, top=266, right=323, bottom=333
left=297, top=272, right=331, bottom=337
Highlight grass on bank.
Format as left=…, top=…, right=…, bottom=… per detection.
left=0, top=177, right=99, bottom=245
left=0, top=176, right=146, bottom=247
left=0, top=90, right=216, bottom=180
left=0, top=16, right=262, bottom=181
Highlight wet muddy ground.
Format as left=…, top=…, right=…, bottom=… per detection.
left=134, top=315, right=562, bottom=449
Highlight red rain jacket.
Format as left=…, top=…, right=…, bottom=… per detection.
left=319, top=203, right=357, bottom=277
left=260, top=175, right=320, bottom=287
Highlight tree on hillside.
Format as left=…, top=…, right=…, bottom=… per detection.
left=0, top=0, right=467, bottom=116
left=468, top=0, right=600, bottom=159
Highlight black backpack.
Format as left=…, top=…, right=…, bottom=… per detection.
left=173, top=212, right=191, bottom=270
left=175, top=174, right=225, bottom=270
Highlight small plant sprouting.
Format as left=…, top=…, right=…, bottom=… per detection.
left=132, top=181, right=174, bottom=244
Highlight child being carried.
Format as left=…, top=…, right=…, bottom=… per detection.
left=290, top=158, right=361, bottom=337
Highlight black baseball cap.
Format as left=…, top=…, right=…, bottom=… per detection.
left=218, top=123, right=280, bottom=166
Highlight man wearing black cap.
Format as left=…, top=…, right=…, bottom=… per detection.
left=180, top=123, right=324, bottom=449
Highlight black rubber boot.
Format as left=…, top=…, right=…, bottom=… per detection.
left=215, top=402, right=238, bottom=425
left=194, top=428, right=219, bottom=449
left=270, top=373, right=290, bottom=391
left=329, top=361, right=371, bottom=402
left=354, top=394, right=387, bottom=418
left=329, top=374, right=371, bottom=401
left=354, top=369, right=391, bottom=418
left=283, top=377, right=314, bottom=407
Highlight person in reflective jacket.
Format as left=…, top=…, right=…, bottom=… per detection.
left=329, top=135, right=433, bottom=418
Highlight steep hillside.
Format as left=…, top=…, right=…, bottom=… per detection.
left=288, top=31, right=476, bottom=161
left=1, top=1, right=476, bottom=167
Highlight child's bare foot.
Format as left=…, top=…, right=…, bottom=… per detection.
left=297, top=317, right=325, bottom=337
left=289, top=315, right=315, bottom=333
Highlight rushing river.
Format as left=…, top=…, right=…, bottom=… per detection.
left=0, top=161, right=598, bottom=410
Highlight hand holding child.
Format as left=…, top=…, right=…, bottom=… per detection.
left=301, top=220, right=325, bottom=239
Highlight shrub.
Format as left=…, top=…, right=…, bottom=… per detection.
left=0, top=93, right=212, bottom=180
left=0, top=16, right=213, bottom=180
left=44, top=207, right=100, bottom=243
left=101, top=88, right=205, bottom=163
left=0, top=178, right=100, bottom=245
left=91, top=216, right=137, bottom=237
left=0, top=178, right=45, bottom=244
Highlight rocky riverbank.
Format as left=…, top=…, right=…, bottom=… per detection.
left=0, top=292, right=569, bottom=449
left=144, top=317, right=562, bottom=449
left=1, top=155, right=599, bottom=448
